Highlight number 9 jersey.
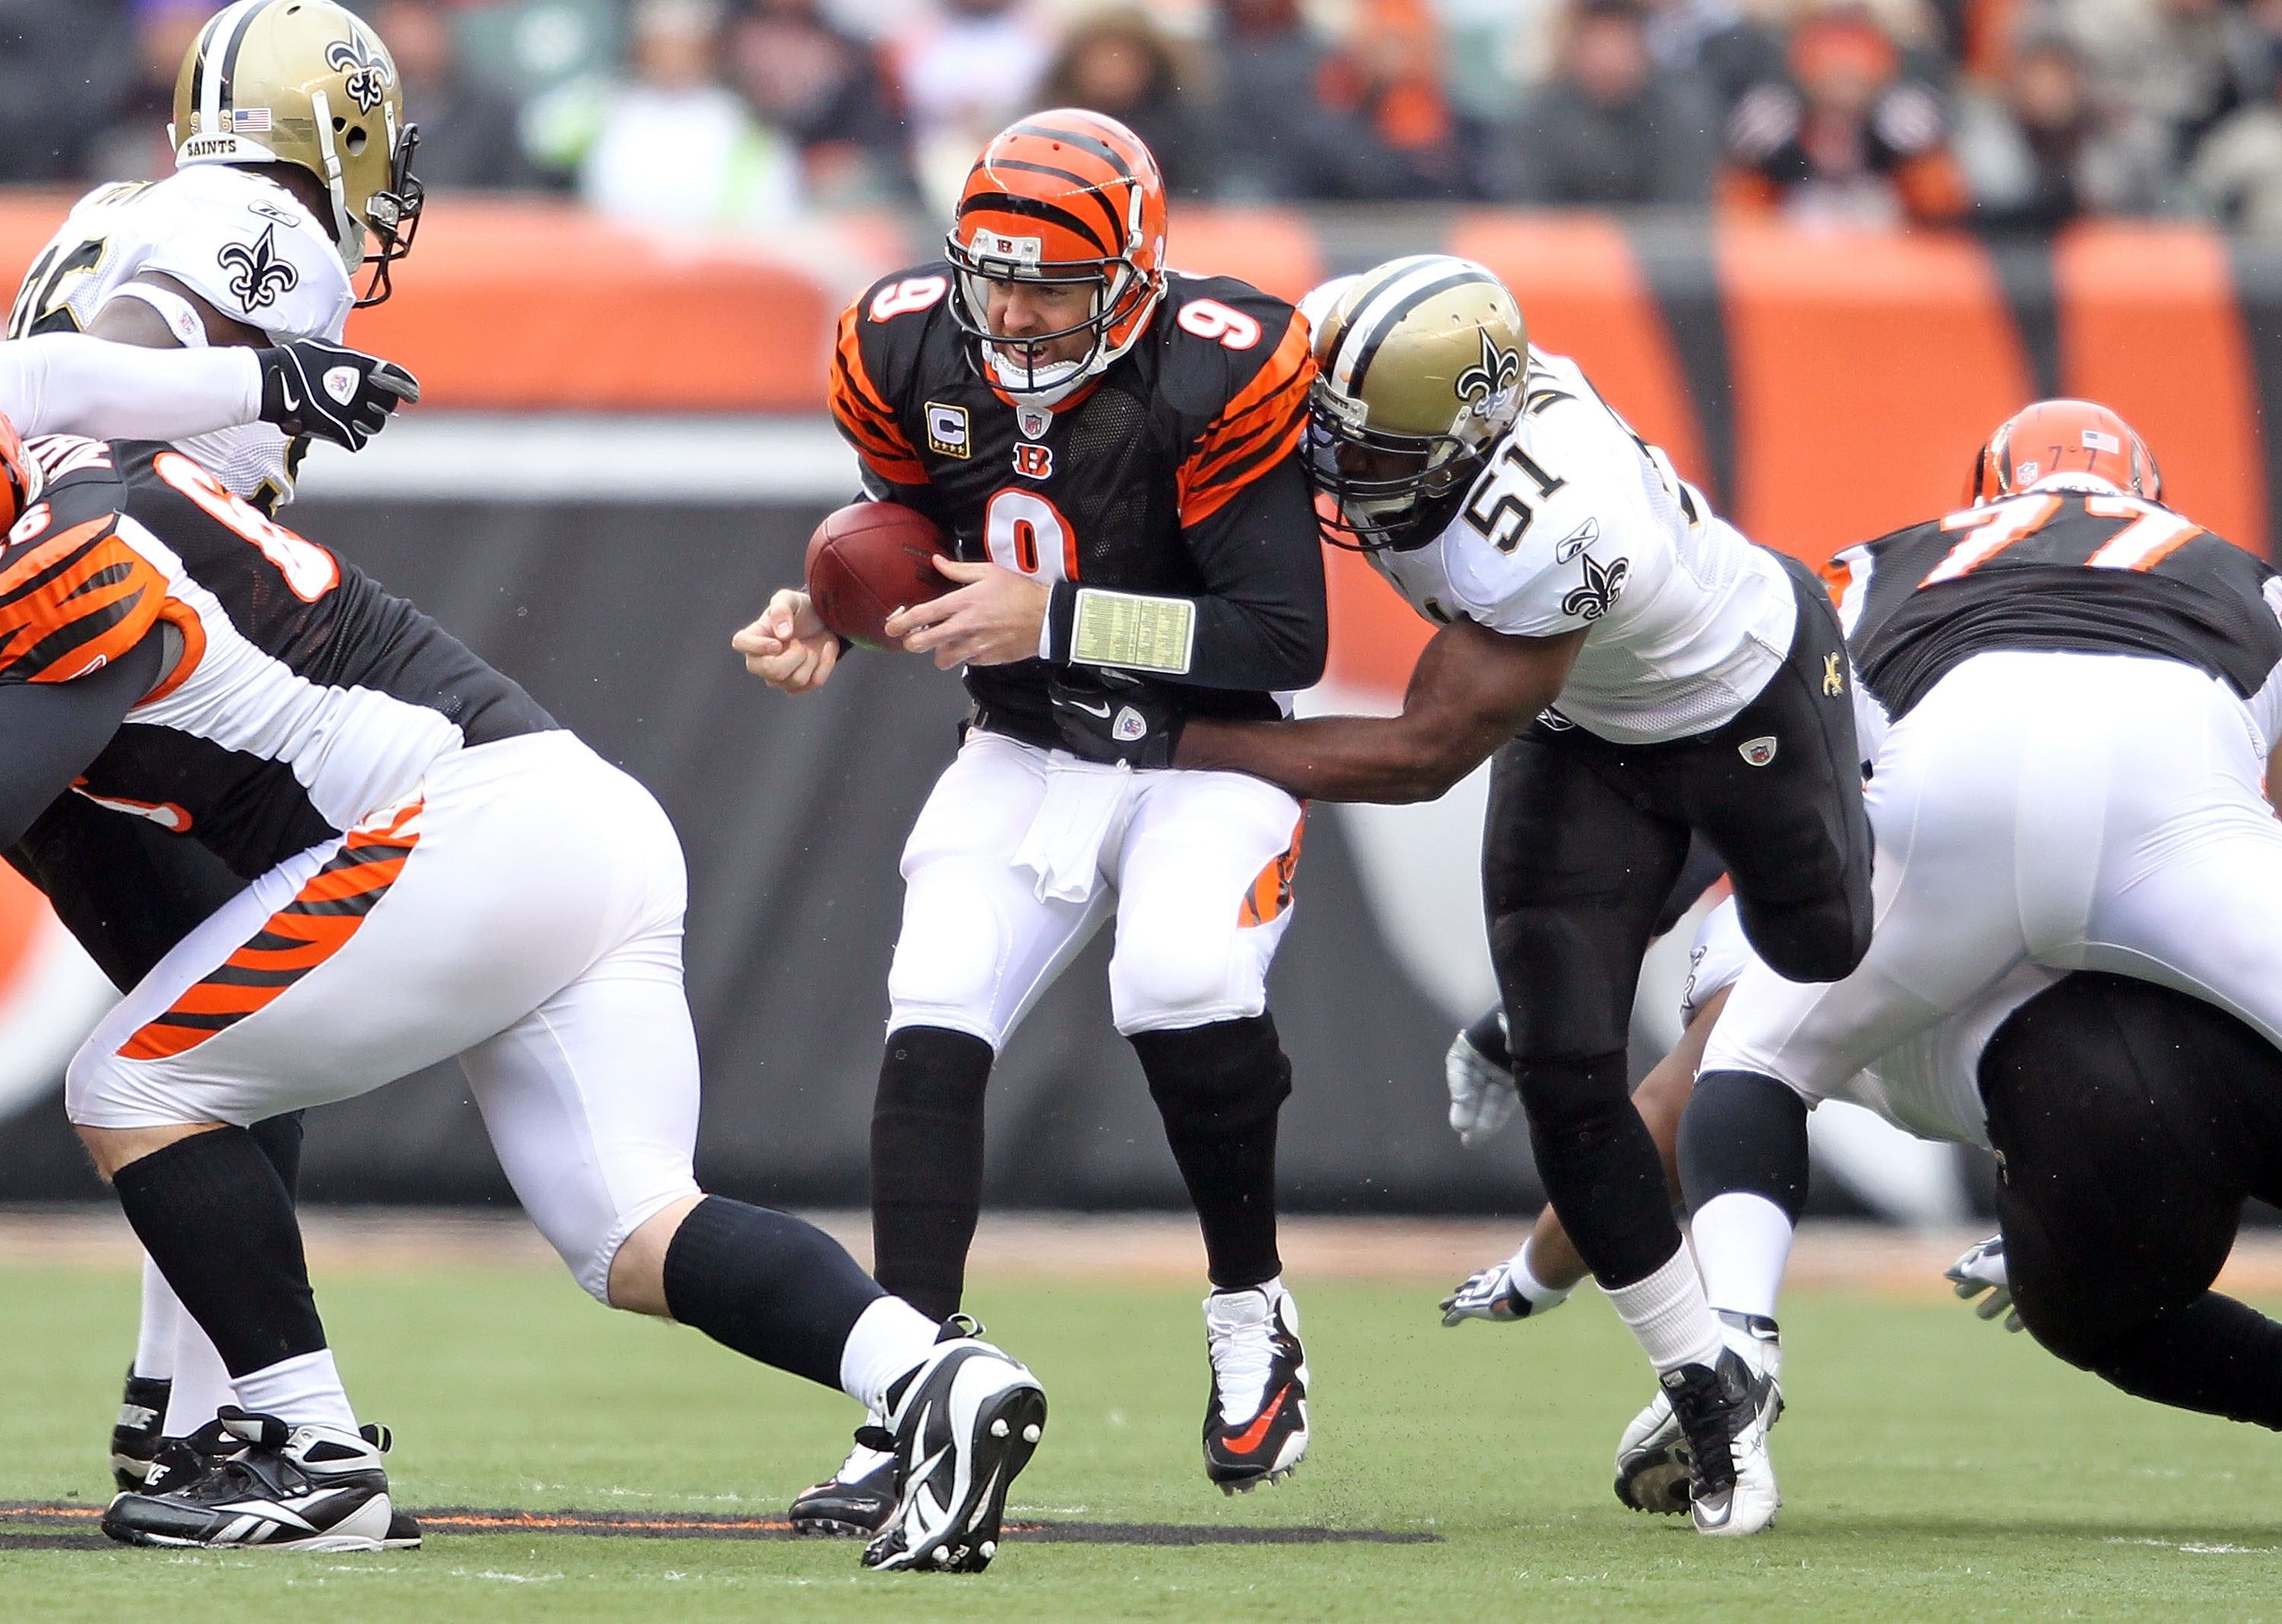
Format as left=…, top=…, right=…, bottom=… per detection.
left=829, top=264, right=1326, bottom=761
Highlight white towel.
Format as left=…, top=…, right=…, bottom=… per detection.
left=1012, top=757, right=1133, bottom=904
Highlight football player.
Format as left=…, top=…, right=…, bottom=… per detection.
left=8, top=0, right=427, bottom=1485
left=736, top=110, right=1326, bottom=1530
left=1171, top=255, right=1874, bottom=1532
left=0, top=417, right=1045, bottom=1570
left=1663, top=399, right=2282, bottom=1533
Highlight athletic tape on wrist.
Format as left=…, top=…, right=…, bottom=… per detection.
left=1070, top=588, right=1195, bottom=675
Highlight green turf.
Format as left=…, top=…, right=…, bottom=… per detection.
left=1, top=1257, right=2277, bottom=1621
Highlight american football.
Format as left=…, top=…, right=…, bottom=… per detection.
left=803, top=501, right=952, bottom=652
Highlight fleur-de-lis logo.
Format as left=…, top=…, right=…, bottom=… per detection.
left=1560, top=552, right=1629, bottom=621
left=326, top=34, right=392, bottom=115
left=1453, top=326, right=1521, bottom=410
left=218, top=224, right=299, bottom=313
left=1822, top=652, right=1845, bottom=697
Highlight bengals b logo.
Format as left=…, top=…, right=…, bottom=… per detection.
left=1012, top=443, right=1054, bottom=480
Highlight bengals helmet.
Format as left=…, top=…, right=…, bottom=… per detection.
left=0, top=408, right=40, bottom=532
left=1968, top=399, right=2160, bottom=505
left=945, top=110, right=1167, bottom=405
left=172, top=0, right=424, bottom=306
left=1303, top=255, right=1527, bottom=550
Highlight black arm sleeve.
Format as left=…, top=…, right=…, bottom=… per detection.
left=8, top=790, right=245, bottom=990
left=1044, top=456, right=1329, bottom=692
left=0, top=632, right=161, bottom=850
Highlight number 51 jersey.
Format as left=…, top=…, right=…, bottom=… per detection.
left=0, top=437, right=555, bottom=881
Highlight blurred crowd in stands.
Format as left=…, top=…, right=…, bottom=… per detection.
left=4, top=0, right=2281, bottom=234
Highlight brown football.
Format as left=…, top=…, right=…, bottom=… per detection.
left=803, top=501, right=952, bottom=651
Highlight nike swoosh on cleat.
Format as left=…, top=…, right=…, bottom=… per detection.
left=1225, top=1385, right=1289, bottom=1455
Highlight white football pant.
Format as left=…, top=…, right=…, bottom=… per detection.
left=67, top=731, right=703, bottom=1302
left=887, top=731, right=1307, bottom=1044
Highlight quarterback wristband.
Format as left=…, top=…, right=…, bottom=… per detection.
left=1067, top=587, right=1197, bottom=675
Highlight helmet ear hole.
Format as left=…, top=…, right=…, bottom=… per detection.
left=345, top=126, right=367, bottom=155
left=332, top=116, right=347, bottom=132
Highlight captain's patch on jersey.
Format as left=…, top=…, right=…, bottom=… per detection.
left=925, top=402, right=971, bottom=459
left=1072, top=588, right=1196, bottom=675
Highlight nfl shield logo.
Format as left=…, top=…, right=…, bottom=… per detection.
left=1738, top=736, right=1778, bottom=767
left=323, top=366, right=361, bottom=405
left=1113, top=707, right=1149, bottom=742
left=1019, top=406, right=1051, bottom=440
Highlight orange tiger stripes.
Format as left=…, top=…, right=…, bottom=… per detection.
left=0, top=516, right=168, bottom=685
left=1238, top=810, right=1307, bottom=928
left=1178, top=310, right=1315, bottom=528
left=119, top=799, right=424, bottom=1061
left=830, top=298, right=927, bottom=486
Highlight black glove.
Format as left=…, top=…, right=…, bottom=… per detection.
left=256, top=338, right=421, bottom=451
left=1047, top=669, right=1184, bottom=768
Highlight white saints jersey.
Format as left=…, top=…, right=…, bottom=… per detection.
left=7, top=166, right=354, bottom=508
left=1368, top=348, right=1797, bottom=744
left=1683, top=898, right=2056, bottom=1149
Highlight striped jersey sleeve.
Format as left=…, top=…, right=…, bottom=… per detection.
left=829, top=295, right=928, bottom=488
left=1175, top=305, right=1314, bottom=529
left=0, top=515, right=168, bottom=685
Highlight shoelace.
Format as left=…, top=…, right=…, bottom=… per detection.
left=1207, top=1296, right=1279, bottom=1423
left=1665, top=1362, right=1741, bottom=1494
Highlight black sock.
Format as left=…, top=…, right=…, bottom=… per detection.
left=1517, top=1051, right=1680, bottom=1290
left=110, top=1127, right=325, bottom=1378
left=249, top=1111, right=306, bottom=1197
left=2089, top=1292, right=2282, bottom=1429
left=1131, top=1014, right=1291, bottom=1290
left=662, top=1197, right=888, bottom=1391
left=1680, top=1069, right=1812, bottom=1222
left=870, top=1026, right=993, bottom=1321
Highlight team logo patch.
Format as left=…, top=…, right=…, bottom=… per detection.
left=1559, top=553, right=1628, bottom=621
left=1554, top=518, right=1598, bottom=564
left=1113, top=706, right=1149, bottom=743
left=218, top=225, right=298, bottom=313
left=325, top=34, right=393, bottom=115
left=1739, top=736, right=1779, bottom=767
left=1454, top=326, right=1521, bottom=409
left=1536, top=707, right=1575, bottom=732
left=925, top=402, right=971, bottom=459
left=1822, top=653, right=1845, bottom=698
left=1012, top=443, right=1054, bottom=480
left=1018, top=405, right=1052, bottom=440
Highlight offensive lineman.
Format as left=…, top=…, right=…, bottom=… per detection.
left=7, top=0, right=426, bottom=1483
left=1665, top=399, right=2282, bottom=1533
left=736, top=109, right=1325, bottom=1531
left=0, top=416, right=1045, bottom=1571
left=1172, top=255, right=1874, bottom=1530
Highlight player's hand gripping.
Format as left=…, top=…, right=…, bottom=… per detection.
left=1944, top=1233, right=2023, bottom=1332
left=256, top=338, right=421, bottom=451
left=733, top=589, right=840, bottom=694
left=886, top=558, right=1048, bottom=669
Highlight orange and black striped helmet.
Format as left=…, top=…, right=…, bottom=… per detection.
left=0, top=408, right=40, bottom=531
left=945, top=109, right=1167, bottom=403
left=1968, top=399, right=2160, bottom=506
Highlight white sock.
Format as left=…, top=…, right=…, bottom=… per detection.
left=838, top=1295, right=942, bottom=1414
left=228, top=1349, right=358, bottom=1434
left=1691, top=1191, right=1795, bottom=1322
left=1510, top=1238, right=1573, bottom=1309
left=133, top=1256, right=181, bottom=1380
left=161, top=1319, right=236, bottom=1438
left=1603, top=1245, right=1724, bottom=1375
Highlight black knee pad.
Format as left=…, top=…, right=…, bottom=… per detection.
left=1131, top=1013, right=1292, bottom=1140
left=249, top=1111, right=307, bottom=1199
left=1679, top=1069, right=1811, bottom=1221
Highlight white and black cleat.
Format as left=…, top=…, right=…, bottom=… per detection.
left=1613, top=1386, right=1692, bottom=1515
left=110, top=1369, right=172, bottom=1492
left=861, top=1329, right=1045, bottom=1574
left=1663, top=1312, right=1783, bottom=1537
left=789, top=1416, right=899, bottom=1539
left=101, top=1407, right=419, bottom=1552
left=1202, top=1281, right=1310, bottom=1494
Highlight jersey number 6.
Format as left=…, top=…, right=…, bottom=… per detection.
left=155, top=453, right=340, bottom=601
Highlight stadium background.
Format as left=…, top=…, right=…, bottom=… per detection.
left=2, top=0, right=2278, bottom=1225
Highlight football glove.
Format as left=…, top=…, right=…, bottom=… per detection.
left=1048, top=669, right=1182, bottom=768
left=1439, top=1252, right=1572, bottom=1327
left=1447, top=1009, right=1518, bottom=1148
left=1944, top=1232, right=2022, bottom=1332
left=256, top=338, right=421, bottom=451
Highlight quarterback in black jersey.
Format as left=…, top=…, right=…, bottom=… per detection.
left=0, top=418, right=1046, bottom=1568
left=1668, top=400, right=2282, bottom=1533
left=739, top=110, right=1326, bottom=1527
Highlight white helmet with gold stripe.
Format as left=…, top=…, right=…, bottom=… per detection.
left=170, top=0, right=424, bottom=306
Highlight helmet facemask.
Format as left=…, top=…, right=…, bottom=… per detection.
left=946, top=227, right=1155, bottom=404
left=349, top=122, right=424, bottom=308
left=0, top=410, right=42, bottom=531
left=1305, top=404, right=1490, bottom=552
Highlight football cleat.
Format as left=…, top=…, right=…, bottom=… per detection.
left=110, top=1369, right=173, bottom=1492
left=1439, top=1251, right=1572, bottom=1327
left=788, top=1416, right=898, bottom=1539
left=101, top=1407, right=419, bottom=1552
left=1202, top=1281, right=1310, bottom=1493
left=1663, top=1313, right=1783, bottom=1537
left=861, top=1331, right=1046, bottom=1574
left=1613, top=1387, right=1689, bottom=1514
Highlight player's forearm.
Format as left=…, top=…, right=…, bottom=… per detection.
left=0, top=637, right=161, bottom=849
left=0, top=335, right=261, bottom=441
left=1176, top=710, right=1503, bottom=802
left=1044, top=583, right=1326, bottom=691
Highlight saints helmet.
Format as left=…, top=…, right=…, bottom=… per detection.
left=171, top=0, right=424, bottom=307
left=946, top=110, right=1168, bottom=405
left=1304, top=256, right=1527, bottom=551
left=1968, top=399, right=2160, bottom=506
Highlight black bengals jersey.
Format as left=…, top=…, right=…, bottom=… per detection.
left=1830, top=487, right=2282, bottom=719
left=0, top=437, right=555, bottom=881
left=831, top=265, right=1326, bottom=757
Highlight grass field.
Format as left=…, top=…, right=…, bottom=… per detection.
left=2, top=1245, right=2279, bottom=1622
